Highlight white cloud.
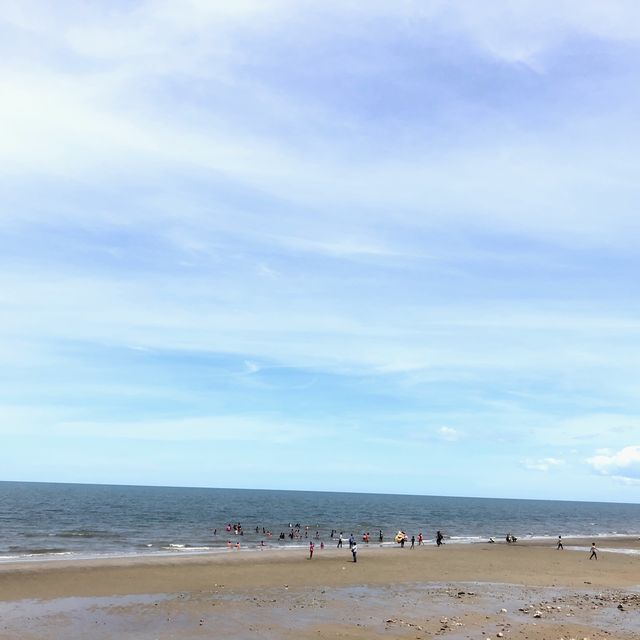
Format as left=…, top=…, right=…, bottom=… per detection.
left=438, top=427, right=460, bottom=442
left=587, top=445, right=640, bottom=481
left=524, top=457, right=565, bottom=472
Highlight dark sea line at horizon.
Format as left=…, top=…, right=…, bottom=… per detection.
left=1, top=481, right=639, bottom=563
left=1, top=479, right=638, bottom=506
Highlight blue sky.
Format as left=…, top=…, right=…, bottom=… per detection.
left=1, top=1, right=639, bottom=502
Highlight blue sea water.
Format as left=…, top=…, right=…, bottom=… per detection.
left=0, top=482, right=638, bottom=562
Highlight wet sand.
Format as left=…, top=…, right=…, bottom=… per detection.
left=1, top=537, right=639, bottom=639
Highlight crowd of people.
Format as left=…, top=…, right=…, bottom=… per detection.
left=213, top=522, right=454, bottom=556
left=213, top=523, right=598, bottom=560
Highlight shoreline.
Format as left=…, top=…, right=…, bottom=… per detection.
left=3, top=532, right=639, bottom=566
left=2, top=536, right=639, bottom=601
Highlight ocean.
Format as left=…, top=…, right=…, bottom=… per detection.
left=1, top=481, right=639, bottom=562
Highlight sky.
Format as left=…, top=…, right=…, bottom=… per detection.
left=1, top=0, right=639, bottom=502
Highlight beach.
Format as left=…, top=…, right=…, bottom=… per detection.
left=1, top=537, right=639, bottom=639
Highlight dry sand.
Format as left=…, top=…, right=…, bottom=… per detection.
left=1, top=537, right=638, bottom=639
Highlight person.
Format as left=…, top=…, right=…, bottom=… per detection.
left=410, top=535, right=415, bottom=549
left=379, top=529, right=383, bottom=542
left=589, top=542, right=598, bottom=560
left=349, top=533, right=355, bottom=549
left=418, top=532, right=423, bottom=545
left=436, top=531, right=444, bottom=546
left=351, top=541, right=358, bottom=563
left=309, top=541, right=314, bottom=559
left=337, top=535, right=343, bottom=548
left=557, top=536, right=563, bottom=550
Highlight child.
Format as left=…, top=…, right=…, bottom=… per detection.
left=589, top=542, right=598, bottom=560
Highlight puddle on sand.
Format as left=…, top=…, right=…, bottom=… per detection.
left=1, top=582, right=639, bottom=639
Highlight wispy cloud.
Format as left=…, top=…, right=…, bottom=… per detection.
left=523, top=457, right=565, bottom=472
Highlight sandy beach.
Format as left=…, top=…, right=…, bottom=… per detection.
left=1, top=537, right=639, bottom=639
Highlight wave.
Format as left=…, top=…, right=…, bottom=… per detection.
left=52, top=530, right=121, bottom=539
left=8, top=546, right=72, bottom=556
left=160, top=544, right=213, bottom=552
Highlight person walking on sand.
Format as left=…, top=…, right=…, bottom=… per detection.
left=557, top=536, right=563, bottom=550
left=309, top=541, right=314, bottom=559
left=351, top=542, right=358, bottom=563
left=589, top=542, right=598, bottom=560
left=410, top=535, right=415, bottom=549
